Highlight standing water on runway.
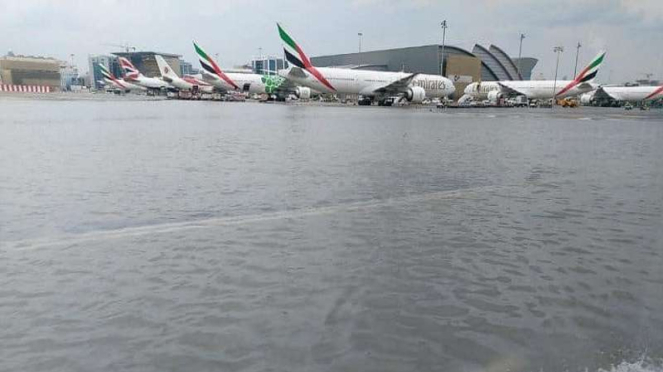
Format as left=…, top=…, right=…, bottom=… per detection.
left=1, top=98, right=662, bottom=372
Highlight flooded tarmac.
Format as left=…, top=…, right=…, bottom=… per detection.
left=1, top=97, right=662, bottom=372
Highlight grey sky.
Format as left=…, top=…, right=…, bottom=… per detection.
left=2, top=0, right=662, bottom=83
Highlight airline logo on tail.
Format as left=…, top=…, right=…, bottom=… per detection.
left=118, top=57, right=140, bottom=80
left=97, top=63, right=113, bottom=79
left=556, top=50, right=606, bottom=96
left=644, top=85, right=663, bottom=100
left=154, top=55, right=179, bottom=81
left=277, top=23, right=335, bottom=92
left=193, top=42, right=239, bottom=90
left=97, top=63, right=126, bottom=89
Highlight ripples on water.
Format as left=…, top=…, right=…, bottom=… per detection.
left=0, top=98, right=662, bottom=371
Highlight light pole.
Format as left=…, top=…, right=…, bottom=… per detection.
left=573, top=42, right=582, bottom=79
left=517, top=34, right=525, bottom=79
left=440, top=20, right=447, bottom=76
left=358, top=32, right=363, bottom=53
left=552, top=46, right=564, bottom=107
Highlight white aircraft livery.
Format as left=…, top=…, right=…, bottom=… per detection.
left=154, top=55, right=214, bottom=93
left=118, top=57, right=170, bottom=90
left=193, top=41, right=312, bottom=99
left=182, top=74, right=215, bottom=94
left=581, top=84, right=663, bottom=104
left=463, top=51, right=606, bottom=102
left=276, top=23, right=454, bottom=104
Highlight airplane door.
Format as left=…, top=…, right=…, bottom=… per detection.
left=242, top=83, right=251, bottom=92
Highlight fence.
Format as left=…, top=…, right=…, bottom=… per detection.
left=0, top=84, right=53, bottom=93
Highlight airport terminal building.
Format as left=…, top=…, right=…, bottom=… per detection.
left=311, top=44, right=537, bottom=99
left=0, top=54, right=61, bottom=91
left=511, top=57, right=538, bottom=80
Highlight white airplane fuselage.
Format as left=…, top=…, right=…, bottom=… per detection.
left=163, top=75, right=193, bottom=91
left=159, top=74, right=216, bottom=94
left=126, top=75, right=169, bottom=90
left=201, top=71, right=267, bottom=94
left=104, top=77, right=145, bottom=91
left=182, top=75, right=214, bottom=94
left=601, top=86, right=663, bottom=102
left=155, top=54, right=215, bottom=93
left=464, top=80, right=596, bottom=100
left=278, top=67, right=454, bottom=99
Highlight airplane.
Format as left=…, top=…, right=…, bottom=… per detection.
left=154, top=55, right=214, bottom=94
left=580, top=84, right=663, bottom=105
left=193, top=41, right=312, bottom=100
left=275, top=23, right=455, bottom=106
left=182, top=74, right=215, bottom=94
left=462, top=50, right=607, bottom=103
left=97, top=63, right=145, bottom=92
left=118, top=57, right=171, bottom=90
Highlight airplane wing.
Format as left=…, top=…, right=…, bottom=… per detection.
left=370, top=73, right=419, bottom=95
left=273, top=79, right=300, bottom=93
left=200, top=71, right=229, bottom=93
left=576, top=82, right=595, bottom=92
left=272, top=67, right=318, bottom=96
left=265, top=73, right=317, bottom=97
left=497, top=82, right=528, bottom=97
left=284, top=66, right=308, bottom=79
left=592, top=87, right=618, bottom=101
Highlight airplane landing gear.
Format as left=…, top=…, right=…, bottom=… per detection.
left=377, top=98, right=394, bottom=107
left=358, top=97, right=373, bottom=106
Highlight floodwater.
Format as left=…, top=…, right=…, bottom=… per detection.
left=1, top=97, right=662, bottom=372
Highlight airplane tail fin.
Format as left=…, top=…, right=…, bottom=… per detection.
left=644, top=85, right=663, bottom=100
left=576, top=50, right=606, bottom=83
left=556, top=50, right=606, bottom=96
left=277, top=23, right=313, bottom=69
left=118, top=57, right=140, bottom=79
left=276, top=23, right=336, bottom=91
left=193, top=41, right=239, bottom=90
left=154, top=55, right=179, bottom=80
left=97, top=63, right=114, bottom=80
left=97, top=63, right=127, bottom=89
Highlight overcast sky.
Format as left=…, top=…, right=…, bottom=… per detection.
left=2, top=0, right=662, bottom=83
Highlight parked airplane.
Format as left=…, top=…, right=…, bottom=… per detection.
left=580, top=84, right=663, bottom=104
left=154, top=55, right=214, bottom=93
left=118, top=57, right=170, bottom=90
left=275, top=23, right=454, bottom=105
left=97, top=63, right=145, bottom=92
left=463, top=50, right=606, bottom=102
left=193, top=41, right=311, bottom=99
left=182, top=74, right=215, bottom=94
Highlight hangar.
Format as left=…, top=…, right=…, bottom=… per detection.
left=310, top=44, right=537, bottom=99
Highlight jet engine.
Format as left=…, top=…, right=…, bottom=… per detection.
left=487, top=90, right=504, bottom=103
left=457, top=94, right=473, bottom=105
left=405, top=86, right=426, bottom=103
left=580, top=93, right=594, bottom=105
left=295, top=87, right=311, bottom=100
